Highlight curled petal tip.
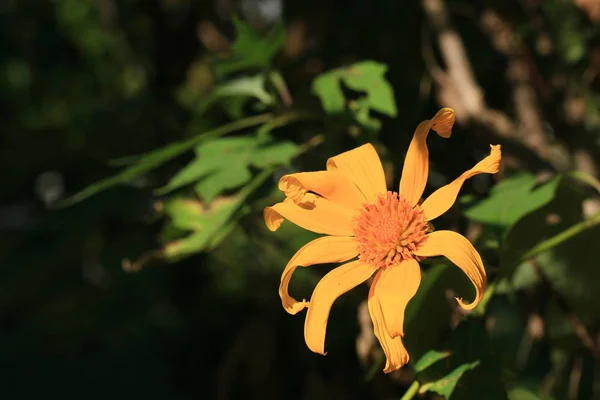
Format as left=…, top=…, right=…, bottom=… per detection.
left=432, top=108, right=455, bottom=138
left=455, top=296, right=479, bottom=311
left=486, top=145, right=502, bottom=174
left=383, top=354, right=410, bottom=373
left=278, top=175, right=307, bottom=204
left=264, top=207, right=284, bottom=231
left=490, top=144, right=502, bottom=158
left=283, top=300, right=309, bottom=315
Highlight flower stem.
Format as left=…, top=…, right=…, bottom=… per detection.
left=521, top=210, right=600, bottom=261
left=400, top=381, right=420, bottom=400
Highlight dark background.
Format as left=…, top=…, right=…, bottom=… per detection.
left=1, top=0, right=600, bottom=399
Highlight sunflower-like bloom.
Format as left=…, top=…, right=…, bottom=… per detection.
left=264, top=108, right=501, bottom=373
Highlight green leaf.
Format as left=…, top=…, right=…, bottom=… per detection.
left=59, top=113, right=273, bottom=206
left=414, top=350, right=451, bottom=373
left=500, top=177, right=589, bottom=275
left=350, top=98, right=382, bottom=131
left=312, top=71, right=346, bottom=113
left=463, top=173, right=560, bottom=231
left=162, top=196, right=242, bottom=259
left=311, top=60, right=397, bottom=131
left=182, top=74, right=275, bottom=117
left=161, top=167, right=274, bottom=260
left=249, top=140, right=298, bottom=168
left=157, top=135, right=298, bottom=202
left=193, top=165, right=252, bottom=204
left=212, top=74, right=274, bottom=105
left=419, top=361, right=480, bottom=399
left=566, top=170, right=600, bottom=193
left=341, top=61, right=397, bottom=117
left=507, top=387, right=542, bottom=400
left=159, top=136, right=256, bottom=200
left=215, top=18, right=285, bottom=76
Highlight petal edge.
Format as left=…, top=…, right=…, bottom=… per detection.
left=421, top=145, right=501, bottom=221
left=368, top=270, right=411, bottom=373
left=326, top=144, right=387, bottom=203
left=278, top=170, right=366, bottom=210
left=304, top=260, right=377, bottom=355
left=280, top=236, right=358, bottom=315
left=375, top=259, right=421, bottom=339
left=399, top=109, right=456, bottom=206
left=415, top=230, right=487, bottom=310
left=264, top=197, right=356, bottom=236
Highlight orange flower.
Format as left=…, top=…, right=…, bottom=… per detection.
left=264, top=108, right=501, bottom=373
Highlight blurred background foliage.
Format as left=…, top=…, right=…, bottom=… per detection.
left=1, top=0, right=600, bottom=399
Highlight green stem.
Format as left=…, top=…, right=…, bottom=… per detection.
left=520, top=210, right=600, bottom=261
left=179, top=112, right=273, bottom=151
left=400, top=381, right=420, bottom=400
left=269, top=70, right=294, bottom=106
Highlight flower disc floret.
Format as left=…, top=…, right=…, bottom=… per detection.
left=353, top=192, right=429, bottom=268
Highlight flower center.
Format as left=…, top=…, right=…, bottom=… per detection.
left=353, top=191, right=429, bottom=269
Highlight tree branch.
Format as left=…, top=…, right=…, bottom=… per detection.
left=421, top=0, right=562, bottom=170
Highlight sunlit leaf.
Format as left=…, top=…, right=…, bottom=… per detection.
left=463, top=173, right=560, bottom=231
left=160, top=167, right=275, bottom=260
left=160, top=136, right=256, bottom=199
left=311, top=60, right=397, bottom=131
left=212, top=74, right=274, bottom=105
left=350, top=99, right=382, bottom=131
left=341, top=61, right=397, bottom=117
left=312, top=72, right=346, bottom=113
left=162, top=196, right=242, bottom=259
left=249, top=140, right=298, bottom=168
left=157, top=135, right=298, bottom=202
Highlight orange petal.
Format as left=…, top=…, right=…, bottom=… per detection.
left=414, top=230, right=487, bottom=310
left=399, top=108, right=456, bottom=206
left=279, top=170, right=366, bottom=210
left=264, top=197, right=355, bottom=236
left=280, top=236, right=358, bottom=315
left=368, top=270, right=410, bottom=373
left=304, top=260, right=377, bottom=355
left=326, top=144, right=387, bottom=203
left=421, top=145, right=501, bottom=221
left=374, top=259, right=421, bottom=338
